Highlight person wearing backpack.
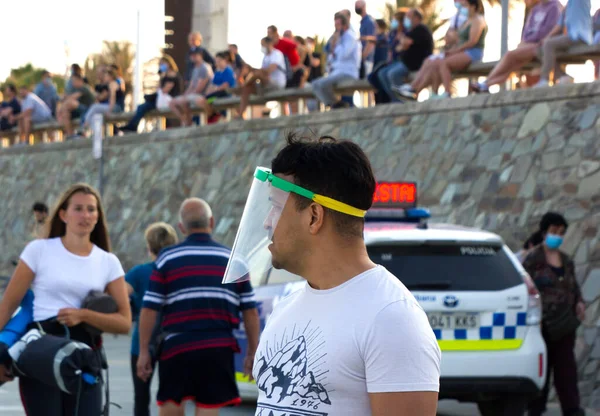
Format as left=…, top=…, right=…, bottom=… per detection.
left=267, top=25, right=303, bottom=88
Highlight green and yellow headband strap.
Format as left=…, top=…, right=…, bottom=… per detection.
left=255, top=168, right=367, bottom=218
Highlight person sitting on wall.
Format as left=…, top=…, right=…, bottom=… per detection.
left=168, top=47, right=214, bottom=127
left=235, top=37, right=287, bottom=119
left=12, top=86, right=53, bottom=146
left=532, top=0, right=592, bottom=88
left=311, top=12, right=362, bottom=109
left=470, top=0, right=562, bottom=93
left=195, top=51, right=236, bottom=124
left=0, top=84, right=21, bottom=132
left=395, top=0, right=487, bottom=100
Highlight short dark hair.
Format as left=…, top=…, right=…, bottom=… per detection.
left=4, top=83, right=17, bottom=94
left=539, top=212, right=568, bottom=234
left=190, top=47, right=203, bottom=56
left=410, top=7, right=424, bottom=20
left=465, top=0, right=485, bottom=14
left=229, top=44, right=238, bottom=50
left=268, top=25, right=278, bottom=33
left=41, top=70, right=51, bottom=77
left=523, top=230, right=543, bottom=250
left=294, top=36, right=306, bottom=46
left=271, top=133, right=376, bottom=238
left=32, top=202, right=48, bottom=213
left=335, top=12, right=349, bottom=27
left=216, top=51, right=230, bottom=61
left=375, top=19, right=388, bottom=30
left=262, top=37, right=274, bottom=45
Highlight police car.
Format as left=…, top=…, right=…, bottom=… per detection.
left=233, top=182, right=546, bottom=416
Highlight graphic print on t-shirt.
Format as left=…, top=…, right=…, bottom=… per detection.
left=255, top=321, right=331, bottom=416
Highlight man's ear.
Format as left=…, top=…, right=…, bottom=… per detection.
left=308, top=203, right=325, bottom=235
left=178, top=222, right=186, bottom=236
left=210, top=217, right=215, bottom=230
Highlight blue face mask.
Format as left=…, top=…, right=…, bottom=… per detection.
left=454, top=1, right=462, bottom=8
left=545, top=234, right=563, bottom=250
left=460, top=6, right=469, bottom=16
left=390, top=19, right=399, bottom=30
left=159, top=63, right=169, bottom=73
left=403, top=16, right=412, bottom=30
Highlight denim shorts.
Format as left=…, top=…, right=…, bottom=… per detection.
left=465, top=47, right=484, bottom=63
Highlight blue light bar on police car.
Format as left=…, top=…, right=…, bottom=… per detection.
left=365, top=207, right=431, bottom=220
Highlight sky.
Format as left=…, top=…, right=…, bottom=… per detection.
left=1, top=0, right=598, bottom=83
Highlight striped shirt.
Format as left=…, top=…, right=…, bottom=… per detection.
left=142, top=233, right=256, bottom=360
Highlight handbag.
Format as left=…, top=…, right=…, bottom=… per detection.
left=543, top=302, right=581, bottom=342
left=81, top=291, right=118, bottom=338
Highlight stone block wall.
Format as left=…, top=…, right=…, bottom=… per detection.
left=1, top=81, right=600, bottom=407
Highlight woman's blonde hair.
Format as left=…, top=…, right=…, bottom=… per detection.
left=46, top=183, right=111, bottom=251
left=160, top=54, right=179, bottom=73
left=144, top=222, right=178, bottom=256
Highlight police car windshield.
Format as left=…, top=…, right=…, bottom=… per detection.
left=368, top=243, right=523, bottom=291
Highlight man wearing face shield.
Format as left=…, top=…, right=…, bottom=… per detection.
left=522, top=212, right=585, bottom=416
left=223, top=133, right=441, bottom=416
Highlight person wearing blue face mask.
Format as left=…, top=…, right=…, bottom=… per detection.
left=118, top=56, right=183, bottom=134
left=522, top=212, right=585, bottom=416
left=396, top=0, right=486, bottom=100
left=368, top=8, right=433, bottom=103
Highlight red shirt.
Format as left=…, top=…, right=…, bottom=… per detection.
left=274, top=38, right=300, bottom=66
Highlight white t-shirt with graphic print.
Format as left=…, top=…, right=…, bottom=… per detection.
left=253, top=265, right=441, bottom=416
left=20, top=237, right=125, bottom=322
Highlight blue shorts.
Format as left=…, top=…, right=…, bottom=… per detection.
left=465, top=48, right=484, bottom=63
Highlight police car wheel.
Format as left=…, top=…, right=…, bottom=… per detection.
left=477, top=397, right=527, bottom=416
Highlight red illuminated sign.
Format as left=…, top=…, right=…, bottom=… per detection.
left=373, top=182, right=417, bottom=208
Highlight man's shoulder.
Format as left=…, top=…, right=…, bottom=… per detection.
left=362, top=14, right=377, bottom=28
left=279, top=37, right=296, bottom=48
left=354, top=266, right=417, bottom=309
left=271, top=49, right=285, bottom=60
left=155, top=240, right=231, bottom=268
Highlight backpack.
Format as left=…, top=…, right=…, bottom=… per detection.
left=279, top=55, right=294, bottom=83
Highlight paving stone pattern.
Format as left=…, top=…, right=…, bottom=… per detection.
left=1, top=81, right=600, bottom=408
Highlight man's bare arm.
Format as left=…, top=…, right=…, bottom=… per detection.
left=369, top=391, right=438, bottom=416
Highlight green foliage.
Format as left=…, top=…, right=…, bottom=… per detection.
left=312, top=35, right=329, bottom=73
left=84, top=41, right=135, bottom=93
left=2, top=63, right=66, bottom=94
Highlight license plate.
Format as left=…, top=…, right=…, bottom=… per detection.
left=428, top=313, right=479, bottom=329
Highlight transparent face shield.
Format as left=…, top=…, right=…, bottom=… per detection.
left=222, top=167, right=368, bottom=284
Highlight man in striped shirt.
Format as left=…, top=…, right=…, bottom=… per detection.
left=137, top=198, right=259, bottom=416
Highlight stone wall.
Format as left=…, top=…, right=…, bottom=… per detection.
left=1, top=81, right=600, bottom=408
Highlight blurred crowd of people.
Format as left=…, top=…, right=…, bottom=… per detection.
left=2, top=0, right=600, bottom=143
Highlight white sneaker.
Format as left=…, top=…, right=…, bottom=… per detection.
left=557, top=75, right=574, bottom=85
left=392, top=83, right=412, bottom=93
left=392, top=84, right=417, bottom=100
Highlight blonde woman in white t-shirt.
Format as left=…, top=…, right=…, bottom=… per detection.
left=0, top=183, right=131, bottom=415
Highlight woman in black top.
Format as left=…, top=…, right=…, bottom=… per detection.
left=523, top=212, right=585, bottom=416
left=119, top=55, right=183, bottom=133
left=82, top=68, right=125, bottom=129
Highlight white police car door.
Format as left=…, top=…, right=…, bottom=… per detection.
left=368, top=242, right=530, bottom=352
